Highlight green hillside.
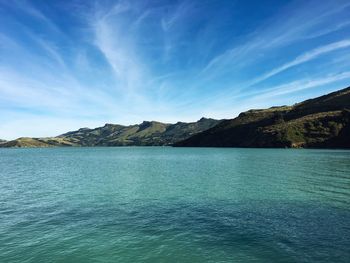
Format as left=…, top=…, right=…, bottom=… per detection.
left=0, top=118, right=220, bottom=147
left=175, top=87, right=350, bottom=148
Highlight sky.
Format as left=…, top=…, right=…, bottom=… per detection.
left=0, top=0, right=350, bottom=139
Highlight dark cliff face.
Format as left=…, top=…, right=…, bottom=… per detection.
left=0, top=118, right=221, bottom=147
left=175, top=87, right=350, bottom=148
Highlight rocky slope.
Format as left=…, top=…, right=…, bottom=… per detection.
left=175, top=87, right=350, bottom=148
left=0, top=118, right=220, bottom=147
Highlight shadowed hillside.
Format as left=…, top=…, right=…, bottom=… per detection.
left=175, top=87, right=350, bottom=148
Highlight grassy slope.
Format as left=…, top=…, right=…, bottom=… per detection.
left=1, top=118, right=220, bottom=147
left=175, top=87, right=350, bottom=148
left=59, top=118, right=220, bottom=146
left=3, top=87, right=349, bottom=149
left=0, top=137, right=79, bottom=148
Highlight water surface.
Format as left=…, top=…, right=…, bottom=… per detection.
left=0, top=147, right=349, bottom=262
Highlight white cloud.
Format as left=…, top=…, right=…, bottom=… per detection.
left=93, top=19, right=144, bottom=91
left=91, top=3, right=151, bottom=101
left=200, top=1, right=350, bottom=78
left=161, top=2, right=190, bottom=31
left=253, top=71, right=350, bottom=100
left=251, top=40, right=350, bottom=85
left=1, top=0, right=350, bottom=139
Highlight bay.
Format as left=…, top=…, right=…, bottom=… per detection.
left=0, top=147, right=349, bottom=262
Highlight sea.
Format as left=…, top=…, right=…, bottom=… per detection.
left=0, top=147, right=349, bottom=262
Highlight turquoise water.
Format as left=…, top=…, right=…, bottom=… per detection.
left=0, top=147, right=349, bottom=262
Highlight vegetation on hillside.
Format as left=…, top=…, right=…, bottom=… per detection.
left=0, top=118, right=220, bottom=147
left=2, top=87, right=349, bottom=149
left=175, top=87, right=350, bottom=148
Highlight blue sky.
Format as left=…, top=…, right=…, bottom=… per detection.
left=0, top=0, right=350, bottom=139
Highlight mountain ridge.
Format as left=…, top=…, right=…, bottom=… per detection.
left=2, top=87, right=350, bottom=149
left=0, top=118, right=220, bottom=148
left=175, top=87, right=350, bottom=148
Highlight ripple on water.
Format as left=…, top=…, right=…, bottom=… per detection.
left=0, top=147, right=349, bottom=262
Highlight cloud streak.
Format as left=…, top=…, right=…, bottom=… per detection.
left=0, top=0, right=350, bottom=139
left=254, top=71, right=350, bottom=100
left=250, top=40, right=350, bottom=85
left=200, top=1, right=350, bottom=78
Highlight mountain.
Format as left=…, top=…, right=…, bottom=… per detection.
left=0, top=118, right=220, bottom=148
left=175, top=87, right=350, bottom=148
left=0, top=137, right=77, bottom=148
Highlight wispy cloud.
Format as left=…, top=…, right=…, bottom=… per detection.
left=1, top=0, right=350, bottom=139
left=303, top=20, right=350, bottom=40
left=91, top=2, right=147, bottom=96
left=253, top=71, right=350, bottom=100
left=7, top=0, right=62, bottom=33
left=200, top=1, right=350, bottom=78
left=196, top=72, right=350, bottom=121
left=161, top=1, right=190, bottom=31
left=88, top=1, right=190, bottom=114
left=250, top=40, right=350, bottom=85
left=29, top=34, right=66, bottom=68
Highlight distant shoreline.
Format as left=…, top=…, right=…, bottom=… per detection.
left=1, top=87, right=349, bottom=149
